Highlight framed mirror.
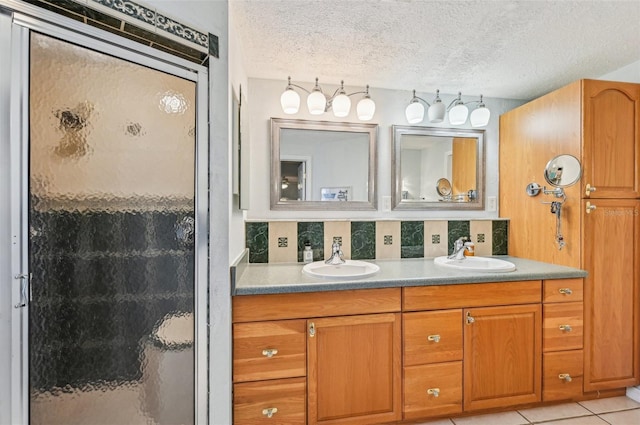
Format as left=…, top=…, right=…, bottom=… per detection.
left=271, top=118, right=378, bottom=210
left=392, top=125, right=485, bottom=210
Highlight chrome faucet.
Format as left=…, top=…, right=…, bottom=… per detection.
left=448, top=236, right=470, bottom=260
left=325, top=241, right=345, bottom=265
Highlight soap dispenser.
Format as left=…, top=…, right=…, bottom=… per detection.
left=303, top=241, right=314, bottom=263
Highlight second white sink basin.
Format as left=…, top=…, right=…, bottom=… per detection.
left=434, top=256, right=516, bottom=272
left=303, top=260, right=380, bottom=279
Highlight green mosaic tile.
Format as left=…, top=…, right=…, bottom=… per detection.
left=492, top=220, right=509, bottom=255
left=401, top=221, right=424, bottom=259
left=351, top=222, right=375, bottom=260
left=246, top=222, right=268, bottom=263
left=297, top=222, right=324, bottom=262
left=448, top=221, right=470, bottom=255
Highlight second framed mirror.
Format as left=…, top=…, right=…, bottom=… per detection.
left=392, top=125, right=485, bottom=210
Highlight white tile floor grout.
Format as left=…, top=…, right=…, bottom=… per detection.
left=419, top=396, right=640, bottom=425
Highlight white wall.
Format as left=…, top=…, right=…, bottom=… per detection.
left=246, top=78, right=525, bottom=220
left=598, top=59, right=640, bottom=83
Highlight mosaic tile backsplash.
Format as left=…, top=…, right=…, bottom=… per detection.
left=246, top=220, right=509, bottom=263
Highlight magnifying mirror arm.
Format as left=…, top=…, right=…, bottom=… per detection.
left=543, top=186, right=566, bottom=200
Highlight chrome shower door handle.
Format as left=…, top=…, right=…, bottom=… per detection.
left=14, top=273, right=30, bottom=308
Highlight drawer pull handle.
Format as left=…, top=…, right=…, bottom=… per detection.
left=585, top=184, right=596, bottom=197
left=586, top=202, right=597, bottom=214
left=262, top=349, right=278, bottom=358
left=559, top=324, right=572, bottom=332
left=427, top=334, right=441, bottom=343
left=262, top=407, right=278, bottom=418
left=558, top=373, right=572, bottom=382
left=558, top=288, right=573, bottom=295
left=427, top=388, right=440, bottom=397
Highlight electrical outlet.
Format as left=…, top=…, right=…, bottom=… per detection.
left=382, top=196, right=391, bottom=212
left=487, top=196, right=497, bottom=212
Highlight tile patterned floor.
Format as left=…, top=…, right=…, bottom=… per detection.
left=417, top=396, right=640, bottom=425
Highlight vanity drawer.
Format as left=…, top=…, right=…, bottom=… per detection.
left=543, top=302, right=583, bottom=352
left=543, top=279, right=583, bottom=303
left=403, top=361, right=463, bottom=420
left=403, top=281, right=541, bottom=311
left=543, top=350, right=584, bottom=401
left=403, top=310, right=463, bottom=366
left=234, top=377, right=306, bottom=424
left=233, top=320, right=306, bottom=383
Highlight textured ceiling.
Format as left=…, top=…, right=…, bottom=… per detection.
left=230, top=0, right=640, bottom=100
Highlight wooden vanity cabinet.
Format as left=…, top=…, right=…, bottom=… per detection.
left=403, top=281, right=542, bottom=415
left=500, top=79, right=640, bottom=394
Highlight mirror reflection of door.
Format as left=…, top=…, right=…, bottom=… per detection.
left=280, top=159, right=308, bottom=201
left=452, top=137, right=477, bottom=196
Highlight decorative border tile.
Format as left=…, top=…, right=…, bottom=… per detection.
left=245, top=222, right=268, bottom=263
left=492, top=220, right=509, bottom=255
left=351, top=222, right=375, bottom=260
left=245, top=219, right=510, bottom=263
left=269, top=222, right=297, bottom=263
left=448, top=221, right=470, bottom=255
left=401, top=221, right=424, bottom=259
left=297, top=222, right=324, bottom=262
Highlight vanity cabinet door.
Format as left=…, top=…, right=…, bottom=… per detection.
left=307, top=313, right=402, bottom=425
left=583, top=199, right=640, bottom=391
left=582, top=80, right=640, bottom=199
left=463, top=304, right=542, bottom=411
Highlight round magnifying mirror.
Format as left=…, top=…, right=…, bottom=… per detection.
left=544, top=154, right=582, bottom=188
left=436, top=178, right=452, bottom=197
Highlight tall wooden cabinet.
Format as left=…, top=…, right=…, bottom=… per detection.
left=500, top=79, right=640, bottom=393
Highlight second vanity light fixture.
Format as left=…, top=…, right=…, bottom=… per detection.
left=405, top=89, right=491, bottom=127
left=280, top=76, right=376, bottom=121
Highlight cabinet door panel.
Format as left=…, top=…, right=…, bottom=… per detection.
left=463, top=304, right=542, bottom=411
left=403, top=310, right=463, bottom=366
left=543, top=302, right=584, bottom=352
left=582, top=80, right=640, bottom=198
left=583, top=199, right=640, bottom=390
left=404, top=362, right=462, bottom=420
left=308, top=313, right=402, bottom=425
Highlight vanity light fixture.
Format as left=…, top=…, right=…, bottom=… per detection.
left=280, top=77, right=376, bottom=121
left=405, top=90, right=491, bottom=127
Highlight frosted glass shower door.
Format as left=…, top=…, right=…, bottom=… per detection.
left=28, top=32, right=197, bottom=425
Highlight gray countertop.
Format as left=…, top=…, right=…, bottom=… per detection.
left=231, top=253, right=587, bottom=296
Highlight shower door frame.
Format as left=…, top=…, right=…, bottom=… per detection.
left=6, top=6, right=210, bottom=425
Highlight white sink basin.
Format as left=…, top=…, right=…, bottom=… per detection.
left=302, top=260, right=380, bottom=279
left=434, top=256, right=516, bottom=273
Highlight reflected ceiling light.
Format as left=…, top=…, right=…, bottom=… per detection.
left=280, top=77, right=376, bottom=121
left=404, top=90, right=491, bottom=127
left=281, top=177, right=289, bottom=189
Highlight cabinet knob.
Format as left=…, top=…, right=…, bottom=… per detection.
left=559, top=324, right=572, bottom=332
left=466, top=312, right=475, bottom=324
left=586, top=202, right=597, bottom=214
left=427, top=334, right=441, bottom=343
left=585, top=184, right=597, bottom=197
left=262, top=348, right=278, bottom=358
left=426, top=388, right=440, bottom=397
left=309, top=322, right=315, bottom=337
left=558, top=373, right=572, bottom=382
left=558, top=288, right=573, bottom=295
left=262, top=407, right=278, bottom=418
